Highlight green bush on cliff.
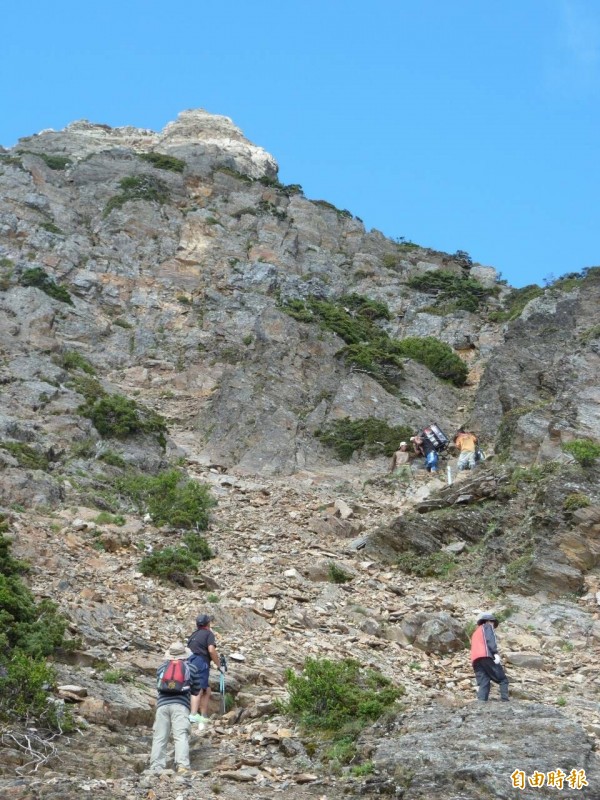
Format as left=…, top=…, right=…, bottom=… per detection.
left=283, top=294, right=467, bottom=390
left=395, top=337, right=468, bottom=386
left=488, top=284, right=543, bottom=322
left=283, top=657, right=402, bottom=732
left=396, top=549, right=456, bottom=578
left=562, top=439, right=600, bottom=467
left=20, top=267, right=73, bottom=305
left=138, top=152, right=185, bottom=172
left=116, top=469, right=215, bottom=530
left=0, top=515, right=70, bottom=729
left=78, top=392, right=167, bottom=447
left=408, top=270, right=495, bottom=313
left=316, top=417, right=413, bottom=462
left=104, top=174, right=170, bottom=216
left=0, top=442, right=49, bottom=471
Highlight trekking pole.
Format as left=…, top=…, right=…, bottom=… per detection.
left=219, top=655, right=228, bottom=715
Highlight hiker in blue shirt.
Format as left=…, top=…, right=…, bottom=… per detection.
left=149, top=642, right=202, bottom=775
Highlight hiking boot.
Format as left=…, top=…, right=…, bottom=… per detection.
left=176, top=766, right=190, bottom=775
left=188, top=713, right=203, bottom=723
left=197, top=715, right=211, bottom=732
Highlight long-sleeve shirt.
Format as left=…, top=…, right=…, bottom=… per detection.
left=155, top=659, right=201, bottom=710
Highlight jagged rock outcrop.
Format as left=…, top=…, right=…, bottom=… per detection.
left=365, top=703, right=600, bottom=799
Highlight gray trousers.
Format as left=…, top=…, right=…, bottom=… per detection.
left=150, top=703, right=190, bottom=770
left=473, top=657, right=509, bottom=701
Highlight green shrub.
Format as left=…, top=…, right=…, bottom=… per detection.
left=394, top=336, right=468, bottom=386
left=0, top=651, right=60, bottom=725
left=40, top=221, right=64, bottom=235
left=78, top=392, right=167, bottom=446
left=138, top=152, right=185, bottom=172
left=316, top=417, right=413, bottom=462
left=283, top=295, right=466, bottom=389
left=396, top=550, right=456, bottom=578
left=98, top=450, right=127, bottom=468
left=310, top=199, right=354, bottom=219
left=563, top=493, right=591, bottom=512
left=488, top=284, right=543, bottom=322
left=562, top=439, right=600, bottom=467
left=1, top=442, right=49, bottom=471
left=102, top=668, right=135, bottom=684
left=382, top=253, right=400, bottom=270
left=94, top=512, right=126, bottom=526
left=408, top=270, right=495, bottom=313
left=580, top=324, right=600, bottom=344
left=350, top=762, right=375, bottom=777
left=116, top=469, right=215, bottom=530
left=139, top=533, right=213, bottom=582
left=0, top=516, right=69, bottom=729
left=328, top=562, right=352, bottom=584
left=282, top=295, right=403, bottom=392
left=283, top=658, right=402, bottom=732
left=104, top=175, right=170, bottom=217
left=59, top=350, right=96, bottom=375
left=21, top=152, right=71, bottom=170
left=20, top=267, right=73, bottom=305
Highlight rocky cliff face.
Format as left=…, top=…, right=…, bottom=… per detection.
left=1, top=111, right=599, bottom=799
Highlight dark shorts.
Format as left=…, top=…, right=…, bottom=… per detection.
left=188, top=654, right=210, bottom=689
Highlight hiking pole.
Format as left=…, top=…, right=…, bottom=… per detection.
left=219, top=654, right=228, bottom=715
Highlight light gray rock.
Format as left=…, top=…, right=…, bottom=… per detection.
left=369, top=703, right=600, bottom=800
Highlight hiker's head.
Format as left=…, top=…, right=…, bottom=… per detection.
left=476, top=612, right=498, bottom=628
left=399, top=441, right=408, bottom=450
left=196, top=614, right=212, bottom=628
left=457, top=426, right=466, bottom=434
left=165, top=641, right=192, bottom=660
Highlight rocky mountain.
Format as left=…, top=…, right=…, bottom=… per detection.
left=0, top=110, right=599, bottom=799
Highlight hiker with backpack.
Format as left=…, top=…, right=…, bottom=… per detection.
left=411, top=424, right=448, bottom=473
left=187, top=614, right=223, bottom=731
left=454, top=427, right=479, bottom=470
left=470, top=612, right=510, bottom=702
left=149, top=641, right=202, bottom=775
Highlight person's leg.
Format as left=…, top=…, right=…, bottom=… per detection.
left=149, top=706, right=171, bottom=771
left=490, top=662, right=510, bottom=700
left=189, top=656, right=205, bottom=719
left=171, top=705, right=191, bottom=770
left=467, top=451, right=477, bottom=470
left=458, top=451, right=469, bottom=470
left=199, top=686, right=211, bottom=717
left=473, top=661, right=491, bottom=701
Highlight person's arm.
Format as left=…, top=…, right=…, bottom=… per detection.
left=483, top=624, right=498, bottom=656
left=207, top=643, right=220, bottom=669
left=390, top=453, right=397, bottom=473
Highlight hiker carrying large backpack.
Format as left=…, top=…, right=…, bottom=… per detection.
left=148, top=642, right=201, bottom=775
left=411, top=423, right=449, bottom=473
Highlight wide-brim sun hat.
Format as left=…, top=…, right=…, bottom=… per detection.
left=476, top=612, right=498, bottom=626
left=164, top=641, right=192, bottom=660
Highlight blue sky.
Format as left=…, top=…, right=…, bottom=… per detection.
left=2, top=1, right=599, bottom=287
